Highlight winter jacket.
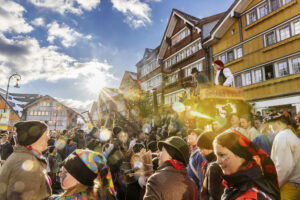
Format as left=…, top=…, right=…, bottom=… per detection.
left=200, top=153, right=224, bottom=200
left=64, top=144, right=76, bottom=158
left=271, top=128, right=300, bottom=186
left=0, top=145, right=51, bottom=200
left=187, top=148, right=207, bottom=196
left=144, top=162, right=199, bottom=200
left=221, top=164, right=280, bottom=200
left=253, top=134, right=273, bottom=156
left=0, top=141, right=13, bottom=160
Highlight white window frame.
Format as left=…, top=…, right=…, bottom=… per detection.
left=258, top=3, right=268, bottom=19
left=264, top=31, right=276, bottom=47
left=235, top=47, right=243, bottom=59
left=277, top=60, right=289, bottom=77
left=291, top=19, right=300, bottom=36
left=219, top=54, right=226, bottom=64
left=278, top=25, right=291, bottom=41
left=244, top=71, right=252, bottom=86
left=253, top=68, right=263, bottom=83
left=291, top=56, right=300, bottom=74
left=247, top=9, right=258, bottom=25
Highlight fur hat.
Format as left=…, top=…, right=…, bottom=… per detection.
left=158, top=136, right=189, bottom=165
left=14, top=121, right=48, bottom=146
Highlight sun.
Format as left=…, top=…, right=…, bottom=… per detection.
left=85, top=74, right=106, bottom=95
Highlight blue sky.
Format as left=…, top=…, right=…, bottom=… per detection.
left=0, top=0, right=234, bottom=110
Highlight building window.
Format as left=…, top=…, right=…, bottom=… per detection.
left=258, top=4, right=268, bottom=18
left=191, top=45, right=196, bottom=54
left=265, top=64, right=274, bottom=80
left=254, top=69, right=262, bottom=83
left=227, top=50, right=234, bottom=63
left=270, top=0, right=281, bottom=11
left=198, top=42, right=202, bottom=50
left=265, top=31, right=276, bottom=46
left=245, top=72, right=252, bottom=85
left=248, top=10, right=257, bottom=24
left=198, top=62, right=203, bottom=71
left=187, top=48, right=191, bottom=57
left=182, top=50, right=186, bottom=59
left=236, top=47, right=243, bottom=59
left=279, top=26, right=290, bottom=41
left=278, top=61, right=289, bottom=76
left=172, top=28, right=190, bottom=45
left=283, top=0, right=292, bottom=5
left=235, top=75, right=242, bottom=87
left=292, top=57, right=300, bottom=73
left=172, top=57, right=176, bottom=65
left=219, top=54, right=226, bottom=64
left=293, top=20, right=300, bottom=35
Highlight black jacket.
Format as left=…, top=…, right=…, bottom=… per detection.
left=0, top=142, right=13, bottom=160
left=222, top=165, right=280, bottom=200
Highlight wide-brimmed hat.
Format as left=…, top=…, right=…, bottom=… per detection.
left=158, top=136, right=189, bottom=165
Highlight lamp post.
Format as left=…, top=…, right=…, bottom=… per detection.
left=4, top=73, right=21, bottom=112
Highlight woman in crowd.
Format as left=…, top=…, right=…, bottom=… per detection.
left=213, top=131, right=280, bottom=200
left=53, top=149, right=116, bottom=200
left=197, top=131, right=223, bottom=200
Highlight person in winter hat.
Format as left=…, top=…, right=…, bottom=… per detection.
left=266, top=112, right=300, bottom=199
left=197, top=131, right=224, bottom=200
left=54, top=149, right=117, bottom=200
left=213, top=60, right=234, bottom=86
left=144, top=136, right=199, bottom=200
left=213, top=131, right=280, bottom=200
left=0, top=121, right=52, bottom=200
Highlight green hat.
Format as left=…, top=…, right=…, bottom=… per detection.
left=158, top=136, right=189, bottom=165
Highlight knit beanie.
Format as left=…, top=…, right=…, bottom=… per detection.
left=197, top=131, right=217, bottom=150
left=213, top=60, right=224, bottom=68
left=15, top=121, right=48, bottom=146
left=63, top=149, right=116, bottom=196
left=158, top=136, right=189, bottom=166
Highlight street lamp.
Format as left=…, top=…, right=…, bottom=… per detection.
left=4, top=73, right=21, bottom=112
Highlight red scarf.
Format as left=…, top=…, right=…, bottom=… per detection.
left=189, top=144, right=196, bottom=152
left=26, top=145, right=42, bottom=156
left=165, top=159, right=184, bottom=170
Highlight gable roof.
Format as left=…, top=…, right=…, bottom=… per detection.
left=22, top=95, right=80, bottom=116
left=136, top=46, right=160, bottom=67
left=0, top=89, right=41, bottom=118
left=203, top=0, right=252, bottom=45
left=158, top=9, right=201, bottom=60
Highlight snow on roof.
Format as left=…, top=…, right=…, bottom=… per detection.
left=0, top=90, right=41, bottom=117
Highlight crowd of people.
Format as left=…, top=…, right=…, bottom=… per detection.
left=0, top=61, right=299, bottom=200
left=0, top=108, right=299, bottom=200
